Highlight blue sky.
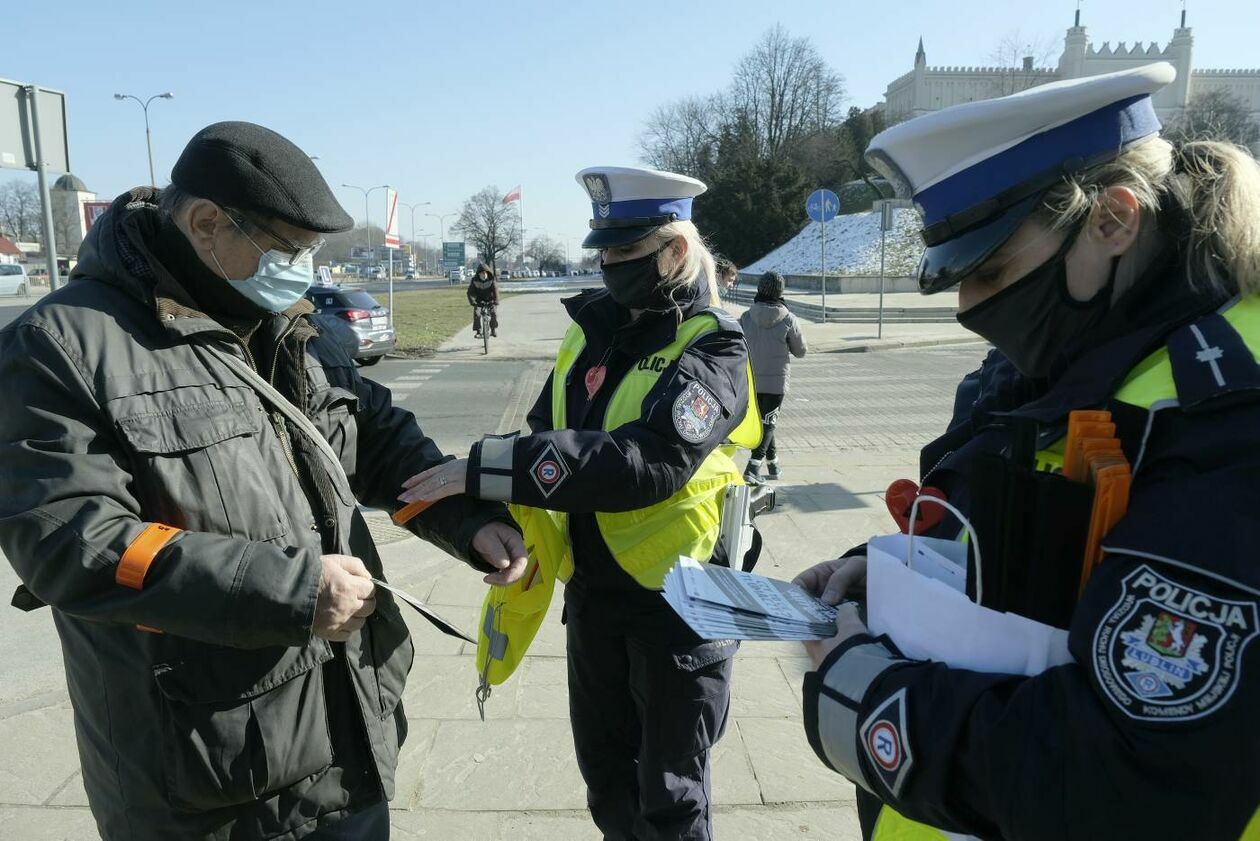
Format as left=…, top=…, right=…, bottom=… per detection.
left=5, top=0, right=1258, bottom=253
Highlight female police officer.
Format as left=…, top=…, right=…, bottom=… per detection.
left=399, top=166, right=759, bottom=840
left=794, top=64, right=1260, bottom=840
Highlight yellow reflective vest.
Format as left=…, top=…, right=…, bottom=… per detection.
left=476, top=308, right=761, bottom=688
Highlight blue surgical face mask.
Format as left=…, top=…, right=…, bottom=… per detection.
left=210, top=216, right=317, bottom=313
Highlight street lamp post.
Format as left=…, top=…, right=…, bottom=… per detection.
left=401, top=201, right=431, bottom=276
left=341, top=183, right=388, bottom=270
left=113, top=92, right=174, bottom=187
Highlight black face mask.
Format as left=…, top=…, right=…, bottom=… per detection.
left=957, top=228, right=1117, bottom=379
left=601, top=246, right=670, bottom=310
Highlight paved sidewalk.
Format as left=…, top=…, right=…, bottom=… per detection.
left=0, top=290, right=988, bottom=839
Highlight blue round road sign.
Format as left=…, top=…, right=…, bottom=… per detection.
left=806, top=188, right=840, bottom=223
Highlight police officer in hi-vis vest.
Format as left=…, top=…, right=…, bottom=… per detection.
left=400, top=166, right=760, bottom=840
left=793, top=64, right=1260, bottom=840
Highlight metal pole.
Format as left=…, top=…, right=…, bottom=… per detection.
left=385, top=190, right=394, bottom=327
left=143, top=104, right=156, bottom=187
left=879, top=225, right=887, bottom=340
left=820, top=218, right=827, bottom=324
left=25, top=86, right=61, bottom=292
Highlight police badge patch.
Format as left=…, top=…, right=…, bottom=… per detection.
left=1093, top=564, right=1258, bottom=722
left=672, top=381, right=722, bottom=443
left=859, top=688, right=914, bottom=798
left=583, top=173, right=612, bottom=204
left=529, top=443, right=571, bottom=499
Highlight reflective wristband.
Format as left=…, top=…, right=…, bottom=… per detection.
left=116, top=523, right=182, bottom=590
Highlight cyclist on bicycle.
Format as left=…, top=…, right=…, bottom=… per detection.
left=467, top=262, right=499, bottom=337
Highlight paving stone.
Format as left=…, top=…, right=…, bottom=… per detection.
left=513, top=656, right=571, bottom=720
left=392, top=719, right=442, bottom=811
left=0, top=707, right=81, bottom=806
left=403, top=656, right=515, bottom=720
left=737, top=718, right=858, bottom=804
left=0, top=806, right=102, bottom=840
left=730, top=656, right=802, bottom=719
left=417, top=719, right=587, bottom=811
left=389, top=808, right=504, bottom=838
left=714, top=803, right=863, bottom=839
left=47, top=770, right=89, bottom=807
left=711, top=718, right=764, bottom=806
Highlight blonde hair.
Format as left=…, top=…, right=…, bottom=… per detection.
left=1036, top=136, right=1260, bottom=296
left=650, top=219, right=721, bottom=312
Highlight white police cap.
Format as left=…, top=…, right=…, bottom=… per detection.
left=866, top=62, right=1176, bottom=292
left=575, top=165, right=707, bottom=248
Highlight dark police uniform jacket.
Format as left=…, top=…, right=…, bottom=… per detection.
left=804, top=280, right=1260, bottom=840
left=467, top=284, right=750, bottom=637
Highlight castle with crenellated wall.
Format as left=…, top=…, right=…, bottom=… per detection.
left=881, top=10, right=1260, bottom=153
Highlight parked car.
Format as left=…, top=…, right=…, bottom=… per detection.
left=304, top=285, right=395, bottom=366
left=0, top=264, right=29, bottom=296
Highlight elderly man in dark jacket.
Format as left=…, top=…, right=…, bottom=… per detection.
left=0, top=122, right=526, bottom=841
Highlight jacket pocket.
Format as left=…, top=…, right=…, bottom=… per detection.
left=364, top=599, right=415, bottom=720
left=115, top=389, right=291, bottom=541
left=152, top=642, right=334, bottom=813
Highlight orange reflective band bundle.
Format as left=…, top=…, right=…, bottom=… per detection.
left=393, top=499, right=436, bottom=526
left=116, top=523, right=182, bottom=590
left=1061, top=411, right=1133, bottom=595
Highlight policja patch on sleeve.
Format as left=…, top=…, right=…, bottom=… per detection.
left=530, top=443, right=572, bottom=500
left=1092, top=564, right=1258, bottom=723
left=672, top=381, right=723, bottom=444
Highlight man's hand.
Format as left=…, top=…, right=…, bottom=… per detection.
left=802, top=602, right=870, bottom=668
left=399, top=458, right=468, bottom=506
left=472, top=521, right=528, bottom=586
left=314, top=554, right=376, bottom=642
left=792, top=554, right=867, bottom=605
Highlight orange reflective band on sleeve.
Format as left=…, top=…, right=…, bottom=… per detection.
left=116, top=523, right=182, bottom=591
left=393, top=499, right=436, bottom=526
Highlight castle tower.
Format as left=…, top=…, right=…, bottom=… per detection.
left=1165, top=9, right=1195, bottom=107
left=1058, top=7, right=1089, bottom=79
left=912, top=37, right=928, bottom=115
left=49, top=174, right=96, bottom=256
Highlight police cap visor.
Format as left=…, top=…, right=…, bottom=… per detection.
left=917, top=193, right=1042, bottom=294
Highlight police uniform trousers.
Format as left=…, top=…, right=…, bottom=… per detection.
left=565, top=607, right=735, bottom=841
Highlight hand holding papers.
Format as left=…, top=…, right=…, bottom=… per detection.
left=662, top=558, right=842, bottom=641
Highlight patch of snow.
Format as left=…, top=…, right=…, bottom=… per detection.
left=742, top=208, right=923, bottom=277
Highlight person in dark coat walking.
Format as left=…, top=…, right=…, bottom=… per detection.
left=739, top=270, right=806, bottom=482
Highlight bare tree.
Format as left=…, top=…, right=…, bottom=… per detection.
left=638, top=95, right=724, bottom=176
left=456, top=186, right=519, bottom=272
left=526, top=234, right=565, bottom=272
left=0, top=180, right=42, bottom=242
left=987, top=29, right=1058, bottom=96
left=729, top=24, right=847, bottom=157
left=1164, top=89, right=1260, bottom=148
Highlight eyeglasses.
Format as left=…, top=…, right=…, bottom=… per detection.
left=226, top=211, right=325, bottom=265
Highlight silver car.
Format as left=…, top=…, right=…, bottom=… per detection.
left=0, top=264, right=29, bottom=296
left=304, top=285, right=396, bottom=366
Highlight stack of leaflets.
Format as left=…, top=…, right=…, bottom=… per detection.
left=662, top=558, right=839, bottom=641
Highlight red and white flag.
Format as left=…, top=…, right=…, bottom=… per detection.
left=502, top=185, right=521, bottom=204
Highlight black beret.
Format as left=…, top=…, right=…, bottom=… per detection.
left=171, top=121, right=353, bottom=233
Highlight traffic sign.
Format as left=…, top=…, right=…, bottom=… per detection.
left=383, top=188, right=400, bottom=249
left=442, top=241, right=466, bottom=269
left=806, top=188, right=840, bottom=224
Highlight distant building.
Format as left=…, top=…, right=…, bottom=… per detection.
left=0, top=235, right=21, bottom=265
left=50, top=173, right=97, bottom=255
left=881, top=9, right=1260, bottom=152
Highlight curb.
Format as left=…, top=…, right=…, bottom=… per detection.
left=820, top=335, right=988, bottom=354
